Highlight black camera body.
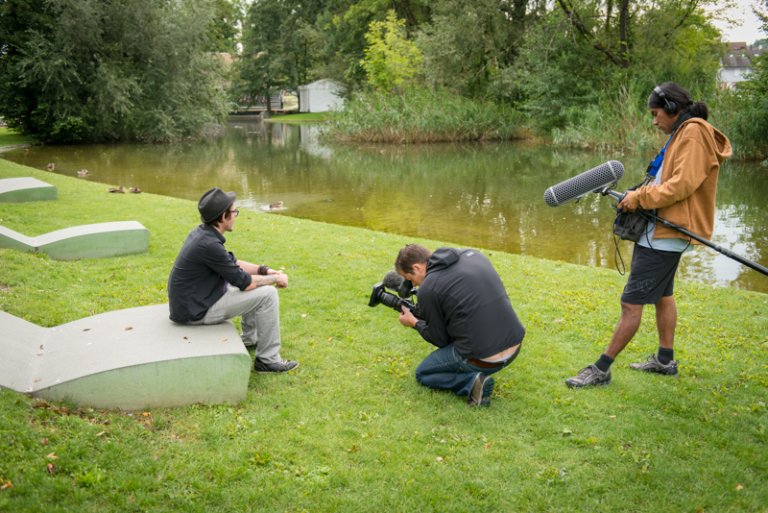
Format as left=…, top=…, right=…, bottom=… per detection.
left=368, top=271, right=420, bottom=318
left=368, top=283, right=418, bottom=313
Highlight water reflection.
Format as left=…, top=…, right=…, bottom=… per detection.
left=3, top=120, right=766, bottom=293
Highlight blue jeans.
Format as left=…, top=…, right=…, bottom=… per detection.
left=415, top=343, right=519, bottom=398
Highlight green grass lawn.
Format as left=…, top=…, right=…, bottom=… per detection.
left=265, top=112, right=330, bottom=124
left=0, top=127, right=35, bottom=148
left=0, top=158, right=766, bottom=512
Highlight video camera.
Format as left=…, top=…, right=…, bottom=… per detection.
left=368, top=271, right=420, bottom=317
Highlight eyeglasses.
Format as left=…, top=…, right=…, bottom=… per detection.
left=230, top=209, right=239, bottom=217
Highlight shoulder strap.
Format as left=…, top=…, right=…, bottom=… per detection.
left=643, top=135, right=673, bottom=182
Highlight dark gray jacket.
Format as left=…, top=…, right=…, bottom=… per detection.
left=414, top=247, right=525, bottom=359
left=167, top=224, right=252, bottom=323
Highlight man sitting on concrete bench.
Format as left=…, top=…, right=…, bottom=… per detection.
left=168, top=187, right=298, bottom=373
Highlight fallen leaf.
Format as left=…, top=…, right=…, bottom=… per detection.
left=0, top=480, right=12, bottom=491
left=736, top=483, right=744, bottom=491
left=46, top=463, right=56, bottom=475
left=46, top=452, right=57, bottom=460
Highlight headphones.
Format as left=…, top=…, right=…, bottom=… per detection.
left=654, top=85, right=677, bottom=115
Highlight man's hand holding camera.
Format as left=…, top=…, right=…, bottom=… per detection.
left=399, top=305, right=419, bottom=328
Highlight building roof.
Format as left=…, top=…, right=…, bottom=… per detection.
left=720, top=43, right=765, bottom=69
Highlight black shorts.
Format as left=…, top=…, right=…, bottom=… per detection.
left=621, top=244, right=683, bottom=305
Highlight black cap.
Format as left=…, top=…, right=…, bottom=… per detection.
left=198, top=187, right=236, bottom=223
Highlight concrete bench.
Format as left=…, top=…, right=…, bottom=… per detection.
left=0, top=177, right=57, bottom=202
left=0, top=304, right=251, bottom=409
left=0, top=221, right=150, bottom=260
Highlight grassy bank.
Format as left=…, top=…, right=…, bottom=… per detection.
left=0, top=127, right=35, bottom=149
left=265, top=113, right=330, bottom=124
left=0, top=159, right=766, bottom=512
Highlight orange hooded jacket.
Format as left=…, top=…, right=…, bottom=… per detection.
left=623, top=117, right=733, bottom=243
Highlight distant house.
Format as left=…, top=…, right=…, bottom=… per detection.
left=298, top=79, right=345, bottom=113
left=719, top=42, right=766, bottom=89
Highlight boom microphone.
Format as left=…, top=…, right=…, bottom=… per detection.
left=544, top=160, right=625, bottom=207
left=382, top=271, right=404, bottom=290
left=382, top=271, right=415, bottom=298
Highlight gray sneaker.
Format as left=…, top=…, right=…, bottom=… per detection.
left=468, top=373, right=494, bottom=407
left=565, top=365, right=611, bottom=388
left=629, top=354, right=678, bottom=375
left=254, top=359, right=299, bottom=373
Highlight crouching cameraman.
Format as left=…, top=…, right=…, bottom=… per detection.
left=395, top=244, right=525, bottom=407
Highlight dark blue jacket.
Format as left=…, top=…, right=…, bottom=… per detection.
left=415, top=247, right=525, bottom=358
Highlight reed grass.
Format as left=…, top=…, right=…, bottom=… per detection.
left=551, top=84, right=661, bottom=154
left=327, top=88, right=524, bottom=143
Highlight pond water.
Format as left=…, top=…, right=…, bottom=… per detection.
left=4, top=119, right=767, bottom=294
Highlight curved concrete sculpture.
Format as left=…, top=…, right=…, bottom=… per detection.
left=0, top=221, right=149, bottom=260
left=0, top=304, right=251, bottom=409
left=0, top=177, right=57, bottom=202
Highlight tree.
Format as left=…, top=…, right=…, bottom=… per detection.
left=552, top=0, right=722, bottom=76
left=237, top=0, right=286, bottom=106
left=724, top=0, right=768, bottom=159
left=236, top=0, right=330, bottom=105
left=0, top=0, right=230, bottom=143
left=507, top=0, right=723, bottom=131
left=235, top=0, right=433, bottom=99
left=360, top=10, right=423, bottom=91
left=206, top=0, right=246, bottom=53
left=416, top=0, right=535, bottom=99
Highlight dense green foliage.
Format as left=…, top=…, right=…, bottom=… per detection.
left=360, top=10, right=423, bottom=92
left=1, top=0, right=766, bottom=155
left=233, top=0, right=330, bottom=103
left=206, top=0, right=245, bottom=53
left=416, top=0, right=527, bottom=99
left=0, top=127, right=33, bottom=147
left=235, top=0, right=768, bottom=157
left=1, top=160, right=767, bottom=512
left=0, top=0, right=233, bottom=143
left=716, top=1, right=768, bottom=161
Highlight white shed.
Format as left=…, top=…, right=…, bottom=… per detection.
left=298, top=79, right=345, bottom=113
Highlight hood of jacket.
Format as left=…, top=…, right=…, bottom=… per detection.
left=426, top=247, right=462, bottom=273
left=675, top=117, right=733, bottom=162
